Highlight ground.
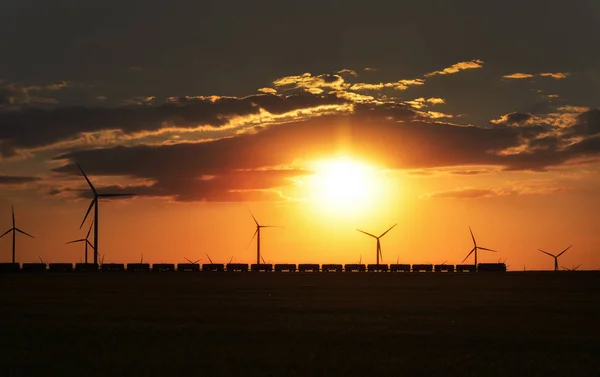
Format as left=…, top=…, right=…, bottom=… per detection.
left=1, top=272, right=599, bottom=376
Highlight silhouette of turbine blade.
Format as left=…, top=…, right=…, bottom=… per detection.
left=77, top=163, right=97, bottom=195
left=462, top=247, right=476, bottom=263
left=86, top=240, right=95, bottom=249
left=379, top=223, right=397, bottom=238
left=261, top=225, right=283, bottom=228
left=0, top=228, right=11, bottom=239
left=478, top=246, right=497, bottom=252
left=66, top=239, right=85, bottom=244
left=574, top=264, right=581, bottom=270
left=86, top=220, right=94, bottom=239
left=185, top=257, right=193, bottom=264
left=205, top=253, right=214, bottom=264
left=261, top=255, right=267, bottom=264
left=557, top=245, right=572, bottom=257
left=16, top=228, right=34, bottom=238
left=538, top=249, right=556, bottom=258
left=98, top=193, right=135, bottom=198
left=469, top=226, right=476, bottom=246
left=80, top=199, right=96, bottom=229
left=12, top=205, right=15, bottom=227
left=246, top=229, right=258, bottom=250
left=357, top=229, right=377, bottom=238
left=246, top=206, right=259, bottom=227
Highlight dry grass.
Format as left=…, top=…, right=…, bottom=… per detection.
left=1, top=272, right=599, bottom=376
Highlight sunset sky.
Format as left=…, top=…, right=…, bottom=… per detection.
left=1, top=1, right=599, bottom=270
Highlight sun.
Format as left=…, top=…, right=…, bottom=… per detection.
left=307, top=157, right=380, bottom=214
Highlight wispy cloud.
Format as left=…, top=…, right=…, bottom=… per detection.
left=424, top=59, right=484, bottom=77
left=503, top=72, right=570, bottom=80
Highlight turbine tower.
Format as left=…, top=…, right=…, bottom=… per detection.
left=538, top=246, right=571, bottom=271
left=77, top=163, right=134, bottom=265
left=462, top=226, right=498, bottom=266
left=66, top=220, right=94, bottom=263
left=248, top=209, right=281, bottom=265
left=0, top=206, right=34, bottom=263
left=356, top=224, right=396, bottom=265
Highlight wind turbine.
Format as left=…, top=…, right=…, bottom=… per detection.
left=205, top=253, right=214, bottom=264
left=185, top=257, right=201, bottom=264
left=462, top=226, right=498, bottom=266
left=66, top=220, right=94, bottom=263
left=0, top=206, right=34, bottom=263
left=356, top=224, right=396, bottom=265
left=248, top=209, right=281, bottom=265
left=538, top=246, right=571, bottom=271
left=562, top=264, right=581, bottom=271
left=77, top=163, right=135, bottom=265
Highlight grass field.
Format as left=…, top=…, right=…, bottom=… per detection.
left=1, top=272, right=599, bottom=376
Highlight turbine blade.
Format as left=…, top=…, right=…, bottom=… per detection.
left=77, top=163, right=97, bottom=195
left=557, top=245, right=572, bottom=257
left=66, top=239, right=85, bottom=244
left=86, top=240, right=95, bottom=249
left=469, top=226, right=476, bottom=246
left=228, top=256, right=233, bottom=264
left=261, top=225, right=283, bottom=228
left=205, top=253, right=214, bottom=264
left=194, top=259, right=201, bottom=264
left=80, top=199, right=95, bottom=229
left=16, top=228, right=34, bottom=238
left=245, top=229, right=258, bottom=250
left=478, top=246, right=497, bottom=252
left=261, top=255, right=266, bottom=264
left=462, top=247, right=476, bottom=263
left=86, top=220, right=94, bottom=239
left=247, top=206, right=259, bottom=226
left=12, top=205, right=15, bottom=228
left=538, top=249, right=556, bottom=258
left=98, top=193, right=135, bottom=198
left=185, top=257, right=193, bottom=264
left=574, top=264, right=581, bottom=270
left=379, top=223, right=397, bottom=238
left=0, top=228, right=11, bottom=239
left=356, top=229, right=377, bottom=238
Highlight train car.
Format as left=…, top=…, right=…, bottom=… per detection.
left=127, top=263, right=150, bottom=272
left=321, top=264, right=343, bottom=273
left=412, top=264, right=433, bottom=272
left=298, top=264, right=320, bottom=273
left=152, top=263, right=175, bottom=272
left=202, top=263, right=225, bottom=272
left=367, top=264, right=389, bottom=272
left=227, top=263, right=249, bottom=272
left=0, top=263, right=20, bottom=273
left=274, top=264, right=297, bottom=272
left=101, top=263, right=125, bottom=272
left=477, top=263, right=507, bottom=272
left=177, top=263, right=200, bottom=272
left=49, top=263, right=74, bottom=273
left=344, top=264, right=366, bottom=272
left=250, top=264, right=273, bottom=272
left=75, top=263, right=99, bottom=272
left=389, top=264, right=411, bottom=272
left=456, top=264, right=476, bottom=273
left=434, top=264, right=455, bottom=272
left=22, top=263, right=47, bottom=273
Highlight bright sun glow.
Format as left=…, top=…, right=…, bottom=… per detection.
left=308, top=157, right=381, bottom=214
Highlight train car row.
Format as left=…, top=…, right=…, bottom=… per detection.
left=0, top=262, right=507, bottom=273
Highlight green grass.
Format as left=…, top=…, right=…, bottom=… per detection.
left=1, top=272, right=599, bottom=376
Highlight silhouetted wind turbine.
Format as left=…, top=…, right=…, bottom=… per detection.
left=561, top=263, right=581, bottom=271
left=356, top=224, right=396, bottom=265
left=185, top=257, right=201, bottom=264
left=538, top=246, right=571, bottom=271
left=0, top=206, right=34, bottom=263
left=462, top=227, right=497, bottom=266
left=66, top=220, right=94, bottom=263
left=248, top=209, right=281, bottom=265
left=77, top=163, right=135, bottom=265
left=205, top=253, right=214, bottom=264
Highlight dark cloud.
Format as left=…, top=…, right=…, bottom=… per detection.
left=0, top=93, right=348, bottom=157
left=491, top=112, right=534, bottom=127
left=0, top=175, right=41, bottom=184
left=48, top=103, right=600, bottom=202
